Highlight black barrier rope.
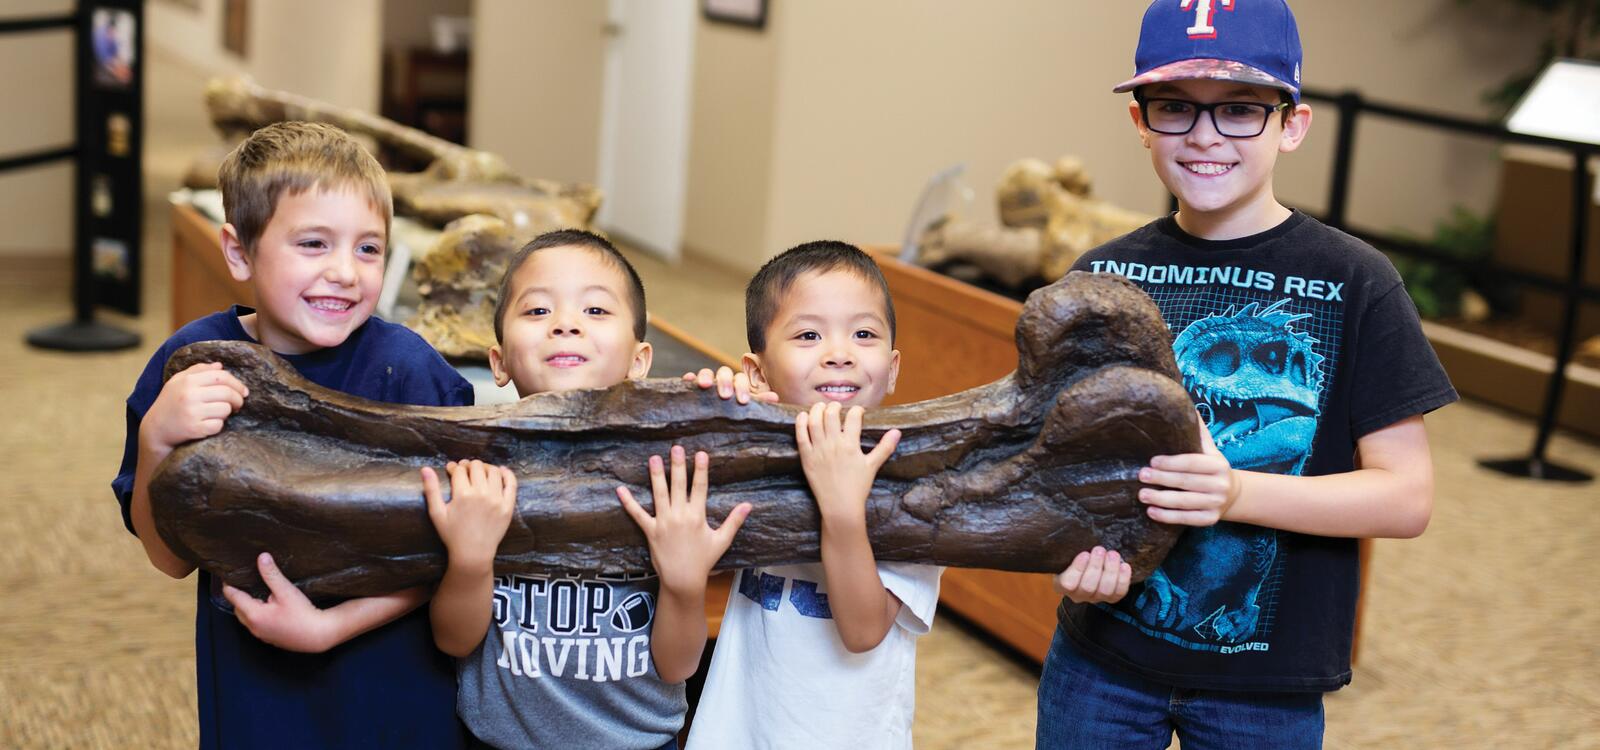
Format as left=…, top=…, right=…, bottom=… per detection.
left=1301, top=87, right=1595, bottom=483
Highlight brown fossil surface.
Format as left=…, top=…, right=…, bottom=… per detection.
left=149, top=273, right=1196, bottom=601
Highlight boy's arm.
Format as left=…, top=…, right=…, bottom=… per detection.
left=221, top=553, right=429, bottom=653
left=617, top=447, right=750, bottom=683
left=797, top=402, right=904, bottom=653
left=1142, top=415, right=1434, bottom=539
left=425, top=462, right=517, bottom=657
left=132, top=362, right=249, bottom=578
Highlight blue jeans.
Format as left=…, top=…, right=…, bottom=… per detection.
left=1036, top=628, right=1324, bottom=749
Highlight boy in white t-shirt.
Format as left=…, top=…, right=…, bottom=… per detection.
left=685, top=241, right=943, bottom=749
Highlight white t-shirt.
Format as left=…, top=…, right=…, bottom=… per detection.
left=685, top=561, right=944, bottom=750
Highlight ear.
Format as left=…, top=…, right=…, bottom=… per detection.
left=885, top=349, right=902, bottom=396
left=742, top=352, right=770, bottom=394
left=1128, top=100, right=1152, bottom=149
left=1279, top=103, right=1313, bottom=154
left=488, top=344, right=512, bottom=388
left=626, top=341, right=653, bottom=380
left=220, top=223, right=253, bottom=282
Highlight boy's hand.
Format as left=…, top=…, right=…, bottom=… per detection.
left=423, top=461, right=518, bottom=571
left=222, top=552, right=337, bottom=653
left=1138, top=416, right=1239, bottom=526
left=141, top=362, right=249, bottom=452
left=1054, top=547, right=1131, bottom=604
left=683, top=366, right=780, bottom=405
left=795, top=402, right=901, bottom=524
left=617, top=446, right=751, bottom=596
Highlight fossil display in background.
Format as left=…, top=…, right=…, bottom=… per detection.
left=917, top=157, right=1153, bottom=291
left=150, top=273, right=1197, bottom=602
left=186, top=76, right=605, bottom=361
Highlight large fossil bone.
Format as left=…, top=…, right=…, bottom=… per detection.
left=150, top=273, right=1196, bottom=602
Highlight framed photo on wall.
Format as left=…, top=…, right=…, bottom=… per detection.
left=222, top=0, right=248, bottom=57
left=703, top=0, right=767, bottom=30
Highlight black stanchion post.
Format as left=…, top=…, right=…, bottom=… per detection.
left=1479, top=145, right=1594, bottom=483
left=24, top=3, right=142, bottom=352
left=1325, top=91, right=1361, bottom=230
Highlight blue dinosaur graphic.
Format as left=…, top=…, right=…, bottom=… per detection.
left=1127, top=299, right=1325, bottom=647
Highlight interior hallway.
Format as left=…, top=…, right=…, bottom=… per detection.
left=0, top=48, right=1596, bottom=750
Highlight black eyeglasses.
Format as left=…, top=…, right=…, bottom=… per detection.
left=1139, top=97, right=1291, bottom=138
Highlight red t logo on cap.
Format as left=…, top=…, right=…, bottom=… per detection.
left=1180, top=0, right=1235, bottom=39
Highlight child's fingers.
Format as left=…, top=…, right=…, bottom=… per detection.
left=648, top=454, right=669, bottom=511
left=199, top=383, right=246, bottom=410
left=1096, top=551, right=1124, bottom=598
left=421, top=467, right=445, bottom=520
left=1115, top=562, right=1132, bottom=598
left=1139, top=464, right=1215, bottom=491
left=1146, top=506, right=1223, bottom=527
left=714, top=366, right=735, bottom=399
left=255, top=552, right=297, bottom=601
left=755, top=390, right=781, bottom=404
left=1054, top=551, right=1089, bottom=595
left=669, top=446, right=688, bottom=504
left=1146, top=452, right=1224, bottom=475
left=221, top=582, right=257, bottom=614
left=468, top=459, right=488, bottom=488
left=866, top=428, right=901, bottom=469
left=691, top=368, right=716, bottom=389
left=501, top=467, right=518, bottom=507
left=1139, top=488, right=1221, bottom=510
left=842, top=405, right=865, bottom=442
left=711, top=502, right=752, bottom=551
left=732, top=371, right=752, bottom=405
left=823, top=401, right=843, bottom=436
left=616, top=486, right=656, bottom=532
left=795, top=411, right=812, bottom=453
left=808, top=402, right=827, bottom=444
left=1079, top=547, right=1106, bottom=593
left=690, top=451, right=710, bottom=507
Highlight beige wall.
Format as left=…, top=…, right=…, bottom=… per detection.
left=682, top=0, right=1548, bottom=273
left=0, top=0, right=76, bottom=255
left=469, top=0, right=606, bottom=187
left=681, top=10, right=780, bottom=272
left=148, top=0, right=382, bottom=112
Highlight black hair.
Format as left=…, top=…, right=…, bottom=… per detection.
left=744, top=240, right=895, bottom=353
left=493, top=229, right=648, bottom=343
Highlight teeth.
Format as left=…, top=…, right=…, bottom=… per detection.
left=1185, top=162, right=1232, bottom=175
left=308, top=298, right=352, bottom=311
left=817, top=385, right=858, bottom=393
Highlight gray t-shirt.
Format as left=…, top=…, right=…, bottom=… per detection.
left=457, top=571, right=686, bottom=749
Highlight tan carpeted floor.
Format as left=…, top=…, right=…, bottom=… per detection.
left=2, top=48, right=1598, bottom=750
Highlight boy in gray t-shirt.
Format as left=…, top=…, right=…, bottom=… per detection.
left=423, top=231, right=753, bottom=749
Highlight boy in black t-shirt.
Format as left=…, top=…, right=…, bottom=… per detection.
left=1038, top=2, right=1457, bottom=748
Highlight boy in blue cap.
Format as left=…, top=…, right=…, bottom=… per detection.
left=1039, top=2, right=1458, bottom=747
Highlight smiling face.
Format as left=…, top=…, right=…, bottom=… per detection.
left=743, top=269, right=900, bottom=408
left=489, top=244, right=652, bottom=397
left=221, top=185, right=387, bottom=355
left=1131, top=79, right=1312, bottom=238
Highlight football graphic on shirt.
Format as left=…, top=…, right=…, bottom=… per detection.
left=611, top=591, right=654, bottom=632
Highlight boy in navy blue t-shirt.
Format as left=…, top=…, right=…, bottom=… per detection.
left=112, top=122, right=473, bottom=748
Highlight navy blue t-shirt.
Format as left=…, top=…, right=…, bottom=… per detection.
left=1060, top=212, right=1458, bottom=692
left=112, top=306, right=474, bottom=749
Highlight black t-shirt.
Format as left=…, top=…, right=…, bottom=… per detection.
left=1059, top=211, right=1457, bottom=692
left=112, top=306, right=475, bottom=749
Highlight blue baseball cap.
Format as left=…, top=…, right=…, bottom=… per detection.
left=1113, top=0, right=1303, bottom=102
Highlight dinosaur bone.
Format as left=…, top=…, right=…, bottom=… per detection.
left=150, top=273, right=1195, bottom=601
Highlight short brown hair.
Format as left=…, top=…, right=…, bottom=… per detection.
left=217, top=121, right=392, bottom=254
left=744, top=240, right=895, bottom=353
left=492, top=229, right=648, bottom=344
